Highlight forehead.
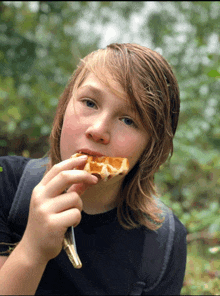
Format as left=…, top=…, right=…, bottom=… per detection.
left=76, top=72, right=132, bottom=107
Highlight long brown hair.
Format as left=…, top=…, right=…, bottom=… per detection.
left=47, top=43, right=180, bottom=230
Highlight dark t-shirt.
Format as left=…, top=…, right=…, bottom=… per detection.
left=0, top=156, right=187, bottom=295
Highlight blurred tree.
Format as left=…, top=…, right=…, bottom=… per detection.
left=0, top=1, right=100, bottom=157
left=1, top=2, right=220, bottom=293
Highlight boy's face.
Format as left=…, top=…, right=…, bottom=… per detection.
left=60, top=72, right=149, bottom=173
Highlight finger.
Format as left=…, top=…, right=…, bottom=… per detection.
left=48, top=191, right=83, bottom=213
left=53, top=208, right=82, bottom=228
left=66, top=182, right=93, bottom=195
left=44, top=170, right=98, bottom=197
left=41, top=155, right=88, bottom=185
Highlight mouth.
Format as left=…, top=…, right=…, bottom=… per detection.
left=77, top=149, right=105, bottom=157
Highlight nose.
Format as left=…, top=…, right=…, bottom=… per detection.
left=85, top=115, right=110, bottom=144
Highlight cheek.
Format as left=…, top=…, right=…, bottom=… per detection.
left=60, top=109, right=82, bottom=159
left=60, top=123, right=73, bottom=160
left=62, top=117, right=82, bottom=138
left=115, top=132, right=148, bottom=168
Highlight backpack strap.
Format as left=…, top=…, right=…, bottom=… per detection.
left=8, top=157, right=49, bottom=235
left=129, top=201, right=175, bottom=295
left=143, top=204, right=175, bottom=293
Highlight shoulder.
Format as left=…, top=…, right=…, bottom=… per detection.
left=0, top=156, right=31, bottom=215
left=0, top=155, right=30, bottom=176
left=172, top=214, right=187, bottom=267
left=173, top=213, right=187, bottom=241
left=156, top=199, right=187, bottom=240
left=161, top=207, right=187, bottom=247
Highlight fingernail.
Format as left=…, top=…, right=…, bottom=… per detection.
left=91, top=175, right=99, bottom=183
left=78, top=155, right=88, bottom=160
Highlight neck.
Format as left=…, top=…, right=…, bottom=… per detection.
left=81, top=176, right=123, bottom=215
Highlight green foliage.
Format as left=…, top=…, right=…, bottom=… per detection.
left=0, top=2, right=220, bottom=293
left=181, top=241, right=220, bottom=295
left=208, top=70, right=220, bottom=78
left=0, top=1, right=99, bottom=156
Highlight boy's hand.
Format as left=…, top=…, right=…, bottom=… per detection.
left=19, top=155, right=98, bottom=265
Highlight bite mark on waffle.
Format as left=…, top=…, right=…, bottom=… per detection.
left=71, top=153, right=129, bottom=181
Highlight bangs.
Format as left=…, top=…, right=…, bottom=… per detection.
left=73, top=47, right=148, bottom=129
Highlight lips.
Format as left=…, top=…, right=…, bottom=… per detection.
left=77, top=149, right=104, bottom=157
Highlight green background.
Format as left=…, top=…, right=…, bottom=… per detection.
left=0, top=2, right=220, bottom=294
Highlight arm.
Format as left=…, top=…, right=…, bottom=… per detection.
left=0, top=155, right=98, bottom=295
left=0, top=250, right=47, bottom=295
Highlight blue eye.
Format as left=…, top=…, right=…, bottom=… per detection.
left=84, top=99, right=96, bottom=108
left=122, top=117, right=135, bottom=127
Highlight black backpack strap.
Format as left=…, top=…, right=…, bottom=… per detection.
left=129, top=201, right=175, bottom=295
left=8, top=157, right=49, bottom=235
left=143, top=206, right=175, bottom=293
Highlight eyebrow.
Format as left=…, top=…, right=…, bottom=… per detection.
left=77, top=85, right=105, bottom=99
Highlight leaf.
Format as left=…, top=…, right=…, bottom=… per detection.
left=7, top=106, right=21, bottom=121
left=207, top=70, right=220, bottom=78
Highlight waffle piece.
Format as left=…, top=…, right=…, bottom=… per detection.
left=71, top=153, right=129, bottom=181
